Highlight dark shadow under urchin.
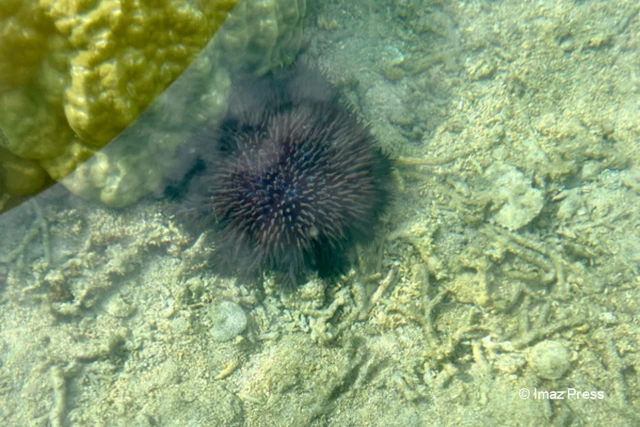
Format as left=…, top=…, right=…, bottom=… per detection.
left=175, top=66, right=393, bottom=290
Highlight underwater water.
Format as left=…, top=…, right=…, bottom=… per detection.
left=1, top=0, right=639, bottom=426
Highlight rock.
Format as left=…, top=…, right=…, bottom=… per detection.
left=208, top=300, right=248, bottom=342
left=527, top=340, right=571, bottom=380
left=485, top=164, right=544, bottom=230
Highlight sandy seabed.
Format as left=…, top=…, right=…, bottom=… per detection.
left=1, top=1, right=640, bottom=426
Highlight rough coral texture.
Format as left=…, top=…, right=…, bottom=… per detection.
left=59, top=0, right=308, bottom=207
left=0, top=0, right=307, bottom=209
left=214, top=0, right=307, bottom=74
left=61, top=60, right=233, bottom=207
left=46, top=0, right=237, bottom=146
left=0, top=0, right=236, bottom=208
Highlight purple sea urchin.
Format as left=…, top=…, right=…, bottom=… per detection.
left=180, top=66, right=392, bottom=288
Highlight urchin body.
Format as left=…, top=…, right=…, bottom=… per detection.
left=183, top=67, right=392, bottom=288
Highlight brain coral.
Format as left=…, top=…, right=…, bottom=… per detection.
left=47, top=0, right=238, bottom=146
left=0, top=0, right=307, bottom=210
left=0, top=0, right=237, bottom=209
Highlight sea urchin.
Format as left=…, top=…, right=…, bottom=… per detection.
left=181, top=66, right=392, bottom=288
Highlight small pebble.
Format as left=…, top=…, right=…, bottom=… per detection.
left=527, top=340, right=571, bottom=380
left=208, top=300, right=248, bottom=342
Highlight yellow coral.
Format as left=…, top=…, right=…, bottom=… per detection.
left=0, top=0, right=236, bottom=203
left=45, top=0, right=237, bottom=145
left=0, top=147, right=48, bottom=195
left=0, top=0, right=308, bottom=208
left=0, top=0, right=50, bottom=92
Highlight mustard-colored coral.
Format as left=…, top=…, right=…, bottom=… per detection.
left=1, top=0, right=308, bottom=209
left=45, top=0, right=237, bottom=145
left=59, top=0, right=307, bottom=208
left=0, top=147, right=48, bottom=195
left=0, top=0, right=50, bottom=92
left=0, top=0, right=236, bottom=204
